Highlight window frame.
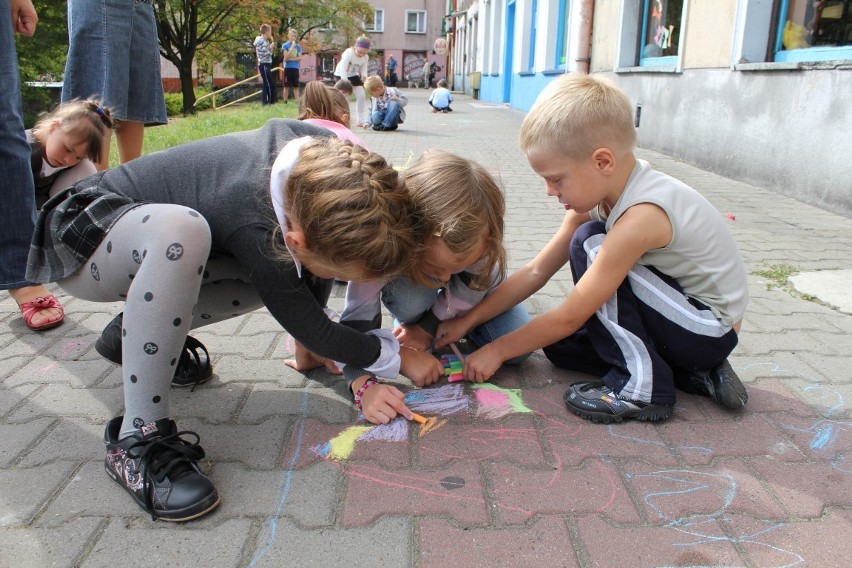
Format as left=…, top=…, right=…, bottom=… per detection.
left=365, top=9, right=385, bottom=33
left=405, top=9, right=427, bottom=34
left=771, top=0, right=852, bottom=62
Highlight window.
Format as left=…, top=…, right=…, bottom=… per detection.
left=406, top=10, right=427, bottom=34
left=639, top=0, right=683, bottom=66
left=365, top=9, right=384, bottom=32
left=773, top=0, right=852, bottom=62
left=528, top=0, right=538, bottom=70
left=555, top=0, right=569, bottom=67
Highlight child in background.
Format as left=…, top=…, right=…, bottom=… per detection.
left=341, top=150, right=531, bottom=423
left=253, top=24, right=276, bottom=106
left=28, top=98, right=113, bottom=209
left=364, top=75, right=407, bottom=131
left=428, top=78, right=454, bottom=113
left=16, top=98, right=114, bottom=331
left=298, top=80, right=366, bottom=147
left=27, top=119, right=439, bottom=521
left=280, top=28, right=302, bottom=102
left=333, top=36, right=371, bottom=127
left=435, top=74, right=749, bottom=424
left=334, top=79, right=353, bottom=96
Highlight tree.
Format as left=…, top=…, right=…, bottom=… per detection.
left=15, top=1, right=69, bottom=125
left=272, top=0, right=373, bottom=47
left=154, top=0, right=275, bottom=115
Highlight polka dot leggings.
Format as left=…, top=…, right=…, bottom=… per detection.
left=58, top=204, right=263, bottom=439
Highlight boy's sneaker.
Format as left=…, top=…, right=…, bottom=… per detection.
left=372, top=124, right=386, bottom=131
left=95, top=313, right=213, bottom=388
left=564, top=381, right=674, bottom=424
left=689, top=359, right=748, bottom=409
left=104, top=416, right=220, bottom=521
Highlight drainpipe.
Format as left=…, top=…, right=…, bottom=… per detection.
left=575, top=0, right=595, bottom=74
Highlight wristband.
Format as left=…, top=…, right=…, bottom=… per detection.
left=353, top=376, right=380, bottom=411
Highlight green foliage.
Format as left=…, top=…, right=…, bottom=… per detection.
left=164, top=88, right=215, bottom=116
left=752, top=264, right=800, bottom=290
left=103, top=103, right=298, bottom=166
left=15, top=1, right=69, bottom=126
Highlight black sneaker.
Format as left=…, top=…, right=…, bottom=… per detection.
left=564, top=381, right=674, bottom=424
left=372, top=124, right=385, bottom=131
left=104, top=416, right=220, bottom=521
left=95, top=313, right=213, bottom=388
left=689, top=359, right=748, bottom=409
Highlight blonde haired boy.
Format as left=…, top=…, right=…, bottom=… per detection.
left=435, top=74, right=749, bottom=424
left=364, top=74, right=407, bottom=131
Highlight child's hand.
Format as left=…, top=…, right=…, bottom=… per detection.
left=284, top=341, right=342, bottom=374
left=462, top=344, right=503, bottom=383
left=393, top=323, right=433, bottom=351
left=399, top=348, right=443, bottom=387
left=359, top=381, right=413, bottom=424
left=434, top=318, right=470, bottom=350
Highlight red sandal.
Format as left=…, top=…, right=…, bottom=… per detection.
left=19, top=295, right=65, bottom=331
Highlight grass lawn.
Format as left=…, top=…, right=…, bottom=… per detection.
left=107, top=102, right=299, bottom=167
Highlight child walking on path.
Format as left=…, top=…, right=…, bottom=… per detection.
left=334, top=36, right=372, bottom=127
left=28, top=98, right=113, bottom=209
left=341, top=150, right=531, bottom=423
left=26, top=119, right=439, bottom=521
left=364, top=75, right=407, bottom=131
left=428, top=78, right=453, bottom=113
left=434, top=75, right=749, bottom=424
left=254, top=24, right=276, bottom=106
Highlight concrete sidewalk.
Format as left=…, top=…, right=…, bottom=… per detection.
left=1, top=87, right=850, bottom=568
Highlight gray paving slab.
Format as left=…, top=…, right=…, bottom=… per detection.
left=2, top=87, right=851, bottom=566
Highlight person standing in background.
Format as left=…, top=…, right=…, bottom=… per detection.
left=334, top=36, right=372, bottom=127
left=254, top=23, right=276, bottom=106
left=62, top=0, right=168, bottom=170
left=1, top=0, right=65, bottom=331
left=281, top=28, right=302, bottom=103
left=385, top=54, right=398, bottom=87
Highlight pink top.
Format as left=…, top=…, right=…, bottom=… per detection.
left=302, top=118, right=367, bottom=149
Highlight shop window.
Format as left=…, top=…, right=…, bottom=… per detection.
left=639, top=0, right=683, bottom=66
left=773, top=0, right=852, bottom=61
left=406, top=10, right=427, bottom=34
left=365, top=9, right=384, bottom=33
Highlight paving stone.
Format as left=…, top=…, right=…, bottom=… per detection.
left=81, top=518, right=251, bottom=567
left=213, top=355, right=307, bottom=388
left=7, top=384, right=123, bottom=423
left=18, top=418, right=103, bottom=468
left=240, top=383, right=354, bottom=423
left=0, top=461, right=78, bottom=526
left=248, top=517, right=410, bottom=568
left=0, top=383, right=38, bottom=416
left=0, top=517, right=102, bottom=568
left=3, top=356, right=113, bottom=388
left=744, top=378, right=822, bottom=417
left=419, top=516, right=579, bottom=567
left=750, top=456, right=852, bottom=517
left=487, top=460, right=641, bottom=525
left=576, top=514, right=742, bottom=568
left=341, top=460, right=490, bottom=527
left=181, top=417, right=288, bottom=468
left=0, top=418, right=55, bottom=467
left=211, top=461, right=340, bottom=527
left=625, top=458, right=786, bottom=523
left=169, top=383, right=247, bottom=423
left=723, top=510, right=852, bottom=568
left=656, top=413, right=803, bottom=465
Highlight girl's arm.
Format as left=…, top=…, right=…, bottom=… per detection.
left=434, top=211, right=587, bottom=348
left=226, top=226, right=387, bottom=371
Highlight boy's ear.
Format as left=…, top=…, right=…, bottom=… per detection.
left=592, top=148, right=616, bottom=174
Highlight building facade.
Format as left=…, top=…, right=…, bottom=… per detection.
left=450, top=0, right=852, bottom=216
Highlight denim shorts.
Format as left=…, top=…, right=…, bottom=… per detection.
left=62, top=0, right=167, bottom=125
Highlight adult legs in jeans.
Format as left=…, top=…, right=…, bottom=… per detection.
left=0, top=0, right=63, bottom=328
